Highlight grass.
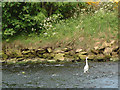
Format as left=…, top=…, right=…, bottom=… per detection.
left=3, top=9, right=118, bottom=51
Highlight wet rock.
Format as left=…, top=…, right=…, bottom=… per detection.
left=54, top=53, right=65, bottom=61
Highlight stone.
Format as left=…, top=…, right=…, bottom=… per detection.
left=88, top=55, right=96, bottom=60
left=111, top=52, right=118, bottom=57
left=94, top=46, right=99, bottom=50
left=91, top=49, right=98, bottom=55
left=53, top=48, right=64, bottom=53
left=47, top=60, right=56, bottom=63
left=2, top=53, right=8, bottom=60
left=103, top=47, right=112, bottom=55
left=112, top=45, right=119, bottom=52
left=77, top=54, right=87, bottom=60
left=102, top=41, right=111, bottom=47
left=75, top=49, right=82, bottom=53
left=94, top=54, right=105, bottom=60
left=36, top=49, right=46, bottom=54
left=54, top=53, right=65, bottom=61
left=110, top=40, right=115, bottom=45
left=110, top=57, right=119, bottom=61
left=47, top=48, right=52, bottom=53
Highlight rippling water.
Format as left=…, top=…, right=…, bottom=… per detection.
left=2, top=61, right=118, bottom=88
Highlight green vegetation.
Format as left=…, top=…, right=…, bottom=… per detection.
left=2, top=2, right=118, bottom=50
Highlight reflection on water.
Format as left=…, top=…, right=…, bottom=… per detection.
left=2, top=62, right=118, bottom=88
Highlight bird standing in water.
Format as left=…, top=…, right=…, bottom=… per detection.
left=84, top=57, right=89, bottom=73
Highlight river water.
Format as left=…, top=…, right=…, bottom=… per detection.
left=2, top=61, right=118, bottom=88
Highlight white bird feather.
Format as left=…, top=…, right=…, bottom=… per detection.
left=84, top=57, right=89, bottom=73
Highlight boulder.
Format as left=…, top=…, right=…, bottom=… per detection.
left=91, top=49, right=98, bottom=55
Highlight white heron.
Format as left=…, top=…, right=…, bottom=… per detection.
left=84, top=57, right=89, bottom=73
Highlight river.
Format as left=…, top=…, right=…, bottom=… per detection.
left=2, top=61, right=118, bottom=88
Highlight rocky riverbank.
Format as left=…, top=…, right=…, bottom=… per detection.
left=1, top=40, right=119, bottom=65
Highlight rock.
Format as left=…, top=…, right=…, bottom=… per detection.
left=102, top=41, right=111, bottom=47
left=64, top=57, right=74, bottom=62
left=77, top=52, right=88, bottom=55
left=110, top=40, right=115, bottom=45
left=53, top=48, right=64, bottom=53
left=47, top=48, right=52, bottom=53
left=2, top=53, right=8, bottom=60
left=111, top=52, right=118, bottom=57
left=75, top=49, right=82, bottom=53
left=112, top=45, right=119, bottom=52
left=110, top=57, right=119, bottom=61
left=94, top=46, right=99, bottom=50
left=22, top=50, right=31, bottom=55
left=94, top=54, right=105, bottom=60
left=88, top=55, right=96, bottom=60
left=54, top=53, right=65, bottom=61
left=62, top=48, right=70, bottom=52
left=36, top=49, right=46, bottom=54
left=47, top=60, right=56, bottom=63
left=91, top=49, right=98, bottom=55
left=43, top=53, right=54, bottom=59
left=103, top=47, right=112, bottom=55
left=77, top=54, right=87, bottom=60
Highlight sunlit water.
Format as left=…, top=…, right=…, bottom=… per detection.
left=2, top=61, right=118, bottom=88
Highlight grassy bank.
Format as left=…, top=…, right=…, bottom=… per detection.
left=3, top=9, right=118, bottom=51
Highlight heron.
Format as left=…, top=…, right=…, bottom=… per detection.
left=84, top=57, right=89, bottom=73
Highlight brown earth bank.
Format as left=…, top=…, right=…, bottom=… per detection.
left=1, top=40, right=119, bottom=65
